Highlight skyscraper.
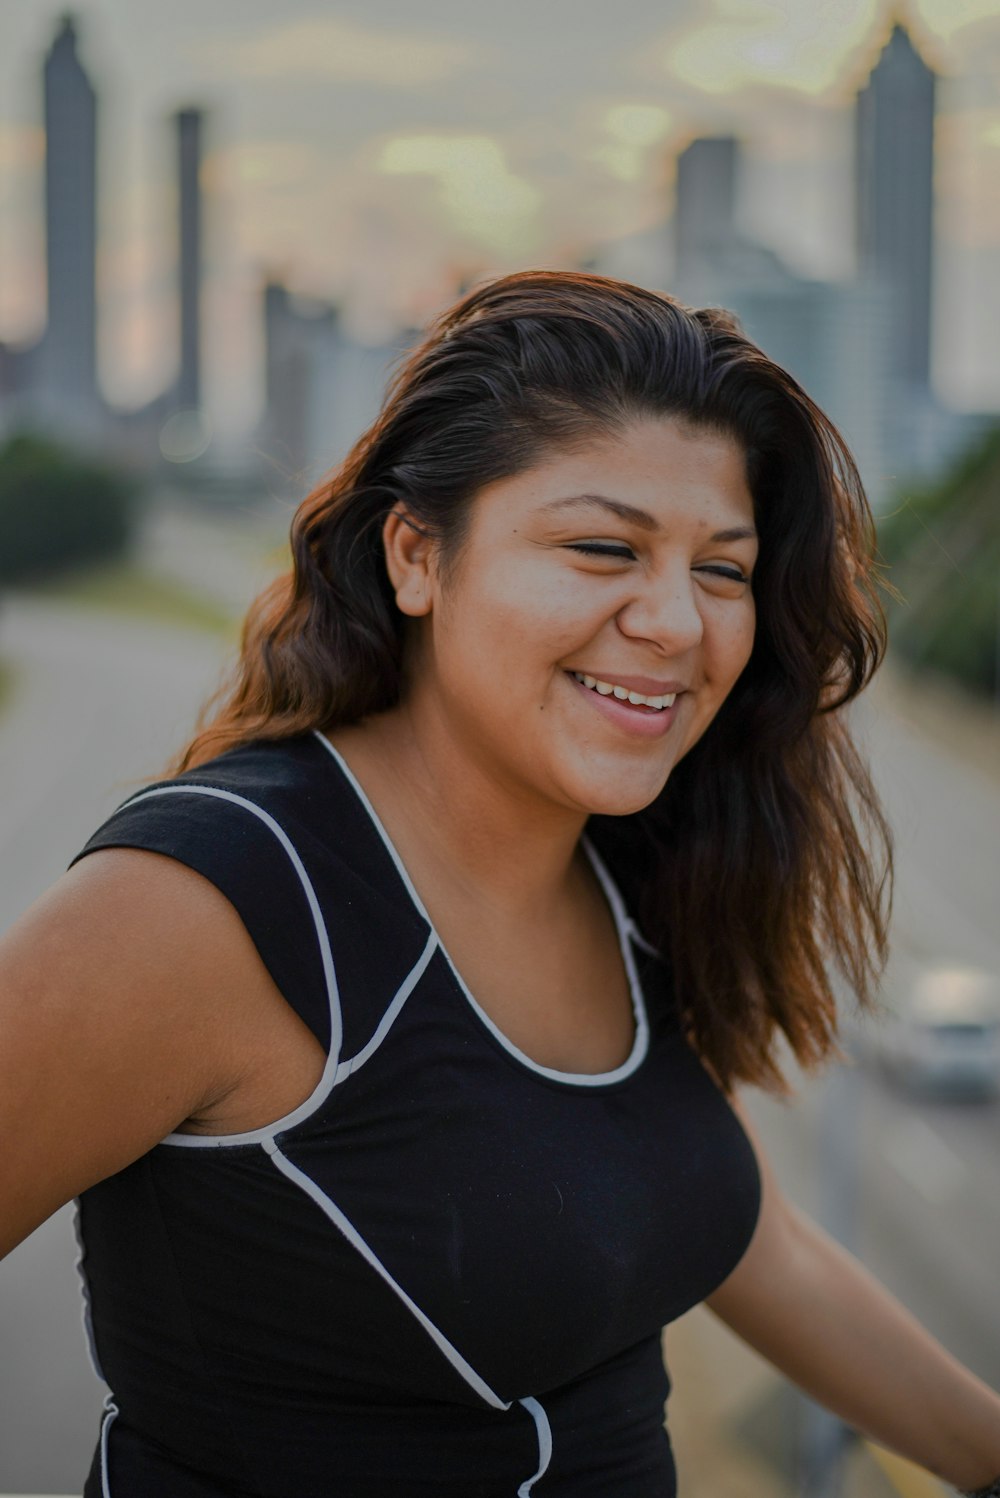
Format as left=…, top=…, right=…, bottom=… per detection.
left=855, top=21, right=936, bottom=391
left=176, top=107, right=203, bottom=412
left=41, top=13, right=98, bottom=418
left=673, top=136, right=739, bottom=287
left=259, top=280, right=413, bottom=486
left=262, top=282, right=327, bottom=477
left=667, top=130, right=895, bottom=504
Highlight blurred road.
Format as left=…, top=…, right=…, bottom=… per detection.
left=668, top=677, right=1000, bottom=1496
left=747, top=682, right=1000, bottom=1393
left=0, top=504, right=998, bottom=1493
left=0, top=592, right=233, bottom=1494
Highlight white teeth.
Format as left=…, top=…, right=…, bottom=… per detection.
left=571, top=672, right=678, bottom=711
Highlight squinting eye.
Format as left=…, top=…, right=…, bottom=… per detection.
left=696, top=565, right=750, bottom=584
left=568, top=542, right=636, bottom=560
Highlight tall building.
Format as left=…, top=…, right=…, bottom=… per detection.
left=175, top=108, right=203, bottom=412
left=0, top=15, right=228, bottom=466
left=673, top=136, right=739, bottom=286
left=261, top=283, right=338, bottom=481
left=855, top=22, right=936, bottom=391
left=666, top=133, right=896, bottom=504
left=259, top=280, right=414, bottom=488
left=40, top=13, right=99, bottom=422
left=726, top=270, right=895, bottom=506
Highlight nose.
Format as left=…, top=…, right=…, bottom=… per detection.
left=615, top=564, right=704, bottom=654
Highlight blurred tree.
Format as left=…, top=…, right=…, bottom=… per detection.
left=0, top=432, right=137, bottom=584
left=878, top=422, right=1000, bottom=701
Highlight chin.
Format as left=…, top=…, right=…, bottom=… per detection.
left=572, top=769, right=674, bottom=820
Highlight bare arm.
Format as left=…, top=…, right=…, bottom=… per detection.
left=706, top=1099, right=1000, bottom=1491
left=0, top=848, right=323, bottom=1259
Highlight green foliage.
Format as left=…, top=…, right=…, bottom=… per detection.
left=0, top=431, right=137, bottom=584
left=877, top=422, right=1000, bottom=700
left=878, top=424, right=1000, bottom=561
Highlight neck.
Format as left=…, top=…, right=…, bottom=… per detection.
left=328, top=702, right=590, bottom=921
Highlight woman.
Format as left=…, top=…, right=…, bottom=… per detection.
left=2, top=271, right=998, bottom=1496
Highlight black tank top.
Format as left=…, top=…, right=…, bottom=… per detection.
left=71, top=732, right=761, bottom=1497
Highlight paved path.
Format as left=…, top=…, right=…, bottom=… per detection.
left=0, top=594, right=233, bottom=1494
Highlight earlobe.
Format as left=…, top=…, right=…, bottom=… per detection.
left=382, top=509, right=435, bottom=618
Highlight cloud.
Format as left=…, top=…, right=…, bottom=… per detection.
left=589, top=103, right=673, bottom=182
left=640, top=0, right=882, bottom=100
left=201, top=140, right=320, bottom=193
left=915, top=0, right=1000, bottom=45
left=195, top=16, right=481, bottom=87
left=604, top=104, right=673, bottom=148
left=375, top=134, right=542, bottom=256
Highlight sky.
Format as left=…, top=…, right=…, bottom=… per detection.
left=1, top=0, right=1000, bottom=440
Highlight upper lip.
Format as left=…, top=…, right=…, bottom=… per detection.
left=567, top=670, right=688, bottom=695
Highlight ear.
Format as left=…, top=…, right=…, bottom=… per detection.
left=382, top=509, right=436, bottom=618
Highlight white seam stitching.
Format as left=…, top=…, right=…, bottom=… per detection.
left=315, top=734, right=650, bottom=1087
left=109, top=784, right=342, bottom=1148
left=312, top=733, right=434, bottom=923
left=334, top=930, right=438, bottom=1083
left=72, top=1200, right=107, bottom=1384
left=265, top=1143, right=510, bottom=1412
left=627, top=922, right=664, bottom=959
left=516, top=1396, right=553, bottom=1496
left=100, top=1395, right=119, bottom=1498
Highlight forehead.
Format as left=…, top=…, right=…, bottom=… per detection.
left=473, top=417, right=755, bottom=533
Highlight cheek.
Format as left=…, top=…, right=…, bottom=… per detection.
left=711, top=598, right=756, bottom=684
left=445, top=567, right=610, bottom=675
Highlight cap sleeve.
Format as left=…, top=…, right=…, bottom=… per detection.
left=71, top=781, right=337, bottom=1055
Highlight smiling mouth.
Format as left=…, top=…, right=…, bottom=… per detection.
left=569, top=672, right=677, bottom=711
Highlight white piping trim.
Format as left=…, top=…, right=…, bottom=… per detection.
left=312, top=734, right=433, bottom=924
left=99, top=1395, right=119, bottom=1498
left=111, top=784, right=343, bottom=1148
left=517, top=1397, right=553, bottom=1496
left=580, top=836, right=651, bottom=1071
left=626, top=921, right=664, bottom=960
left=314, top=733, right=650, bottom=1088
left=333, top=930, right=437, bottom=1083
left=71, top=1200, right=106, bottom=1384
left=264, top=1142, right=509, bottom=1411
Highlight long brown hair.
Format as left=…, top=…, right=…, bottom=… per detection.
left=173, top=270, right=891, bottom=1091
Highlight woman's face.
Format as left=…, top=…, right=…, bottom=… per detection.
left=392, top=416, right=758, bottom=820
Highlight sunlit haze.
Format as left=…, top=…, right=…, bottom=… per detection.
left=1, top=0, right=999, bottom=439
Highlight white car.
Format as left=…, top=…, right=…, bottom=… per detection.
left=878, top=964, right=1000, bottom=1098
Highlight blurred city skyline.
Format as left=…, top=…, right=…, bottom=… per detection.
left=1, top=0, right=1000, bottom=446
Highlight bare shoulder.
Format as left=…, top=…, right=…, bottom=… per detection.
left=0, top=847, right=317, bottom=1257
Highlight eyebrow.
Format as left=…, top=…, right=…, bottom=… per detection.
left=539, top=493, right=757, bottom=543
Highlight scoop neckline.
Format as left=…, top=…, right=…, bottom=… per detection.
left=312, top=731, right=650, bottom=1089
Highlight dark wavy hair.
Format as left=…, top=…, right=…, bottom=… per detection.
left=172, top=269, right=892, bottom=1092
